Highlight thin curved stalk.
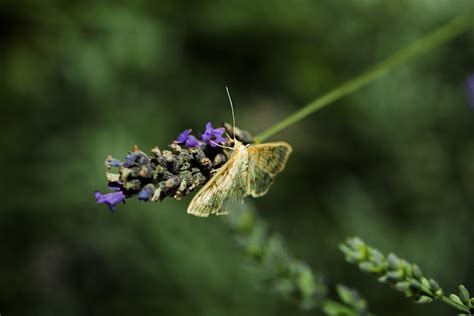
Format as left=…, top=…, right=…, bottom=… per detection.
left=254, top=12, right=474, bottom=143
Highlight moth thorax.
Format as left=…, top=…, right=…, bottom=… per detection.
left=234, top=140, right=247, bottom=152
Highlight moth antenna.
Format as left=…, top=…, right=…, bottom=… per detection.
left=210, top=140, right=234, bottom=150
left=225, top=86, right=236, bottom=142
left=224, top=131, right=233, bottom=141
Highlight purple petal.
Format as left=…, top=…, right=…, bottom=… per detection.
left=200, top=122, right=213, bottom=142
left=201, top=133, right=211, bottom=143
left=204, top=122, right=214, bottom=134
left=95, top=190, right=126, bottom=212
left=138, top=185, right=154, bottom=201
left=108, top=184, right=122, bottom=192
left=200, top=132, right=210, bottom=143
left=105, top=156, right=122, bottom=167
left=123, top=152, right=138, bottom=167
left=213, top=133, right=227, bottom=144
left=176, top=129, right=199, bottom=148
left=185, top=135, right=199, bottom=147
left=213, top=127, right=225, bottom=135
left=200, top=122, right=227, bottom=146
left=176, top=129, right=191, bottom=143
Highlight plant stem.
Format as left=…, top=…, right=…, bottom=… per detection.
left=441, top=296, right=471, bottom=314
left=254, top=12, right=474, bottom=143
left=419, top=283, right=471, bottom=314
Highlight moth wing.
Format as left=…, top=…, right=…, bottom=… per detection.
left=247, top=142, right=292, bottom=197
left=187, top=150, right=248, bottom=217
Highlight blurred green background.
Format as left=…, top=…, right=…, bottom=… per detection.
left=2, top=1, right=474, bottom=315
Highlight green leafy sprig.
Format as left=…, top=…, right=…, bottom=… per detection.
left=340, top=237, right=473, bottom=315
left=322, top=285, right=374, bottom=316
left=225, top=204, right=374, bottom=315
left=225, top=203, right=327, bottom=309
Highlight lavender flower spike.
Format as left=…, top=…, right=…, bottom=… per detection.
left=175, top=129, right=200, bottom=148
left=466, top=74, right=474, bottom=109
left=201, top=122, right=226, bottom=147
left=95, top=190, right=126, bottom=212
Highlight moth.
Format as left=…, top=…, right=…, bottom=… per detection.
left=187, top=88, right=292, bottom=217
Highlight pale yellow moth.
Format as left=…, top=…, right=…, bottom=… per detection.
left=187, top=88, right=292, bottom=217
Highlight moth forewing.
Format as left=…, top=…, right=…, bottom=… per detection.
left=247, top=142, right=292, bottom=197
left=187, top=141, right=248, bottom=217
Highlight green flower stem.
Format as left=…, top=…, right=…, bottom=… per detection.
left=254, top=11, right=474, bottom=143
left=441, top=296, right=471, bottom=314
left=418, top=282, right=470, bottom=313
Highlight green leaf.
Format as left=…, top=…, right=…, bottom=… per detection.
left=321, top=301, right=354, bottom=316
left=449, top=294, right=464, bottom=306
left=387, top=253, right=400, bottom=269
left=339, top=245, right=358, bottom=263
left=395, top=281, right=411, bottom=292
left=369, top=249, right=384, bottom=265
left=421, top=277, right=431, bottom=290
left=385, top=270, right=404, bottom=282
left=428, top=279, right=443, bottom=297
left=359, top=262, right=378, bottom=273
left=469, top=297, right=474, bottom=308
left=458, top=284, right=470, bottom=305
left=409, top=280, right=422, bottom=291
left=403, top=263, right=413, bottom=278
left=429, top=279, right=441, bottom=292
left=336, top=285, right=355, bottom=305
left=412, top=264, right=423, bottom=279
left=414, top=295, right=434, bottom=304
